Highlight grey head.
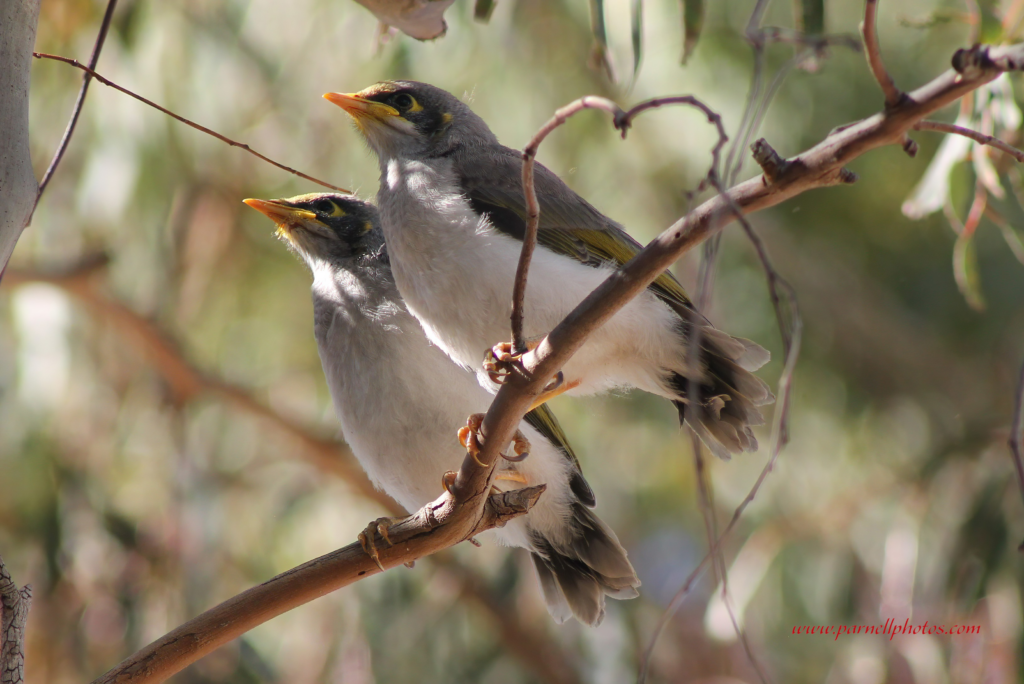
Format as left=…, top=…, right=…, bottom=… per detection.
left=324, top=80, right=498, bottom=159
left=243, top=193, right=385, bottom=269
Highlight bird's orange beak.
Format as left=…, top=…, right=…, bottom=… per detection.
left=323, top=91, right=399, bottom=124
left=243, top=198, right=316, bottom=225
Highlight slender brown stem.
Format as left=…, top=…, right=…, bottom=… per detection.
left=861, top=0, right=903, bottom=107
left=512, top=94, right=726, bottom=355
left=34, top=0, right=118, bottom=209
left=1010, top=360, right=1024, bottom=551
left=513, top=96, right=620, bottom=353
left=32, top=53, right=351, bottom=194
left=915, top=120, right=1024, bottom=162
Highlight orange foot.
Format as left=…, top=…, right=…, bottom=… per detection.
left=358, top=516, right=404, bottom=573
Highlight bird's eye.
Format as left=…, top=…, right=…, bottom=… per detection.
left=314, top=199, right=336, bottom=214
left=392, top=93, right=415, bottom=110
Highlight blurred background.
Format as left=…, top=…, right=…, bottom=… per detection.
left=2, top=0, right=1023, bottom=682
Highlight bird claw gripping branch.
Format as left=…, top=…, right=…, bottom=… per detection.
left=458, top=413, right=531, bottom=466
left=358, top=516, right=403, bottom=573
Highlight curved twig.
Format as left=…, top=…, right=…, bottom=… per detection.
left=513, top=96, right=621, bottom=353
left=35, top=0, right=118, bottom=207
left=915, top=120, right=1024, bottom=162
left=32, top=53, right=351, bottom=194
left=861, top=0, right=904, bottom=107
left=511, top=94, right=727, bottom=356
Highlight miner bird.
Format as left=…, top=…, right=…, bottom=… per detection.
left=244, top=192, right=639, bottom=626
left=323, top=81, right=774, bottom=459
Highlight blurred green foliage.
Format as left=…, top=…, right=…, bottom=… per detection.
left=2, top=0, right=1023, bottom=682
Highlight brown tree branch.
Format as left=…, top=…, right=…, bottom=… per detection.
left=90, top=485, right=544, bottom=684
left=915, top=119, right=1024, bottom=162
left=0, top=555, right=32, bottom=684
left=861, top=0, right=905, bottom=107
left=32, top=53, right=351, bottom=195
left=34, top=0, right=118, bottom=207
left=2, top=263, right=581, bottom=684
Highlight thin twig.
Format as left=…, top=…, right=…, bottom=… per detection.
left=514, top=96, right=620, bottom=353
left=1010, top=360, right=1024, bottom=551
left=34, top=0, right=118, bottom=208
left=915, top=120, right=1024, bottom=162
left=4, top=263, right=581, bottom=684
left=861, top=0, right=904, bottom=108
left=512, top=93, right=728, bottom=356
left=0, top=554, right=32, bottom=684
left=32, top=53, right=351, bottom=194
left=636, top=291, right=801, bottom=684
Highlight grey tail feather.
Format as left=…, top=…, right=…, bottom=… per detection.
left=670, top=328, right=775, bottom=460
left=530, top=503, right=640, bottom=627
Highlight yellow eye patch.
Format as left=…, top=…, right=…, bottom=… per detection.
left=407, top=97, right=423, bottom=113
left=323, top=201, right=346, bottom=217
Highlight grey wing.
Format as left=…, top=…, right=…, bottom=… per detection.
left=454, top=145, right=701, bottom=314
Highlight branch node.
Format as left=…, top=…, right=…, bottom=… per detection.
left=838, top=168, right=859, bottom=184
left=750, top=138, right=791, bottom=182
left=901, top=135, right=919, bottom=157
left=952, top=44, right=990, bottom=77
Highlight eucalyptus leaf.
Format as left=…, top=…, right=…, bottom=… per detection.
left=681, top=0, right=704, bottom=65
left=631, top=0, right=643, bottom=80
left=474, top=0, right=496, bottom=23
left=795, top=0, right=825, bottom=36
left=953, top=231, right=986, bottom=311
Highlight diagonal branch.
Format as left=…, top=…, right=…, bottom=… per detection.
left=0, top=554, right=32, bottom=684
left=90, top=485, right=544, bottom=684
left=34, top=0, right=119, bottom=207
left=3, top=263, right=581, bottom=684
left=861, top=0, right=905, bottom=107
left=32, top=53, right=350, bottom=195
left=915, top=120, right=1024, bottom=162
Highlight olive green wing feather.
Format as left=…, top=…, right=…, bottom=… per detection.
left=456, top=145, right=699, bottom=317
left=523, top=405, right=596, bottom=508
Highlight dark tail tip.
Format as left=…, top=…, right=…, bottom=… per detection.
left=531, top=504, right=639, bottom=626
left=671, top=331, right=774, bottom=459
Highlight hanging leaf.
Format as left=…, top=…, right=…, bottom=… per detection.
left=474, top=0, right=496, bottom=23
left=794, top=0, right=825, bottom=36
left=953, top=231, right=986, bottom=311
left=902, top=112, right=973, bottom=219
left=681, top=0, right=704, bottom=65
left=588, top=0, right=616, bottom=82
left=630, top=0, right=643, bottom=81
